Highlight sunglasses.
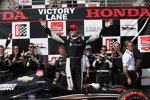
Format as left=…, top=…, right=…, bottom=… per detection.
left=29, top=46, right=34, bottom=48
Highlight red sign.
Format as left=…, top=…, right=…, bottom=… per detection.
left=141, top=37, right=150, bottom=44
left=1, top=12, right=27, bottom=20
left=51, top=22, right=63, bottom=30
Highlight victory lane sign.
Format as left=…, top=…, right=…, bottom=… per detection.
left=0, top=7, right=149, bottom=23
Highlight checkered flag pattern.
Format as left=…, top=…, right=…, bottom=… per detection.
left=111, top=39, right=117, bottom=48
left=20, top=24, right=27, bottom=36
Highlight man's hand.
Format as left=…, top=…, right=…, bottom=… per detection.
left=86, top=74, right=89, bottom=78
left=136, top=71, right=139, bottom=78
left=105, top=20, right=113, bottom=27
left=8, top=33, right=12, bottom=38
left=127, top=78, right=132, bottom=85
left=21, top=50, right=25, bottom=57
left=39, top=18, right=47, bottom=28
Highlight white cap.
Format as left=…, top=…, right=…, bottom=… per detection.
left=85, top=45, right=92, bottom=49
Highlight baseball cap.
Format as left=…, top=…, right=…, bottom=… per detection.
left=69, top=24, right=78, bottom=30
left=85, top=45, right=92, bottom=49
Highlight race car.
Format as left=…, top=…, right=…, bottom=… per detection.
left=0, top=70, right=148, bottom=100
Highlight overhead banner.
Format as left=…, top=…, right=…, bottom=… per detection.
left=0, top=7, right=149, bottom=23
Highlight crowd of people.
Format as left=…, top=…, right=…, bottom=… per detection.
left=0, top=19, right=142, bottom=93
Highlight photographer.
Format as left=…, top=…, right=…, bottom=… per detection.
left=93, top=46, right=112, bottom=89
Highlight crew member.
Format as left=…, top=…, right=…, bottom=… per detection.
left=111, top=42, right=123, bottom=85
left=93, top=46, right=112, bottom=89
left=54, top=46, right=67, bottom=88
left=84, top=45, right=96, bottom=84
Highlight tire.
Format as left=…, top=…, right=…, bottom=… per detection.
left=117, top=89, right=148, bottom=100
left=111, top=85, right=127, bottom=93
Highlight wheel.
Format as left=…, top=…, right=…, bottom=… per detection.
left=111, top=85, right=127, bottom=93
left=117, top=89, right=148, bottom=100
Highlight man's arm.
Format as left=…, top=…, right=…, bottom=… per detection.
left=5, top=33, right=12, bottom=50
left=85, top=56, right=90, bottom=78
left=39, top=18, right=65, bottom=44
left=123, top=65, right=131, bottom=85
left=86, top=20, right=113, bottom=43
left=122, top=54, right=132, bottom=85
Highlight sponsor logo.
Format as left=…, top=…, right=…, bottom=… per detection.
left=51, top=22, right=63, bottom=30
left=122, top=26, right=136, bottom=30
left=86, top=8, right=150, bottom=18
left=1, top=12, right=27, bottom=20
left=0, top=84, right=17, bottom=91
left=17, top=76, right=33, bottom=82
left=36, top=70, right=43, bottom=77
left=15, top=24, right=27, bottom=36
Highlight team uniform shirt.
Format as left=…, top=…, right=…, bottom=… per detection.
left=82, top=55, right=90, bottom=72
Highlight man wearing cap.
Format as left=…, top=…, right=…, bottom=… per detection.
left=39, top=19, right=113, bottom=91
left=84, top=45, right=96, bottom=84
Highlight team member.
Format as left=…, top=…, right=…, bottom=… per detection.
left=93, top=46, right=112, bottom=89
left=0, top=33, right=13, bottom=83
left=9, top=45, right=27, bottom=77
left=25, top=43, right=41, bottom=72
left=111, top=42, right=123, bottom=85
left=54, top=46, right=67, bottom=88
left=82, top=53, right=90, bottom=85
left=133, top=47, right=142, bottom=89
left=39, top=19, right=113, bottom=91
left=122, top=40, right=138, bottom=89
left=0, top=45, right=12, bottom=83
left=84, top=45, right=96, bottom=84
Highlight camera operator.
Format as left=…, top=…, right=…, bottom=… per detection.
left=93, top=46, right=112, bottom=89
left=110, top=42, right=123, bottom=85
left=25, top=43, right=41, bottom=72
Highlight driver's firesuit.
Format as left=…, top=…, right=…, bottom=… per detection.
left=44, top=25, right=107, bottom=91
